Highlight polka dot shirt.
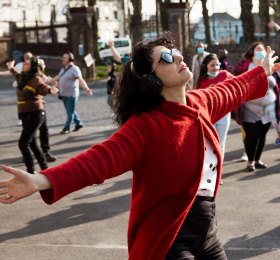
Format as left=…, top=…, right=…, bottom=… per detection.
left=196, top=137, right=218, bottom=197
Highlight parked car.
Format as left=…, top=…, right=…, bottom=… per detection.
left=98, top=38, right=132, bottom=64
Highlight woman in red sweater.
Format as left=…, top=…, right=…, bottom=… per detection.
left=0, top=34, right=279, bottom=260
left=195, top=53, right=234, bottom=161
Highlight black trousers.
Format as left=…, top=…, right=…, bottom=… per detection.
left=242, top=121, right=271, bottom=162
left=39, top=112, right=50, bottom=153
left=165, top=197, right=227, bottom=260
left=19, top=112, right=50, bottom=153
left=19, top=111, right=48, bottom=173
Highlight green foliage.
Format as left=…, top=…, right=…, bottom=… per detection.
left=45, top=69, right=59, bottom=78
left=94, top=64, right=122, bottom=80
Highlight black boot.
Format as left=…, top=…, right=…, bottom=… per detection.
left=44, top=152, right=57, bottom=162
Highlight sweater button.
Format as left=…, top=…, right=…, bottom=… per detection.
left=207, top=179, right=211, bottom=183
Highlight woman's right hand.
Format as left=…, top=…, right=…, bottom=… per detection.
left=262, top=46, right=280, bottom=75
left=6, top=60, right=15, bottom=70
left=0, top=165, right=52, bottom=204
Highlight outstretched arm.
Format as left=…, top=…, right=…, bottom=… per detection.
left=0, top=165, right=52, bottom=204
left=268, top=21, right=280, bottom=32
left=78, top=77, right=93, bottom=96
left=109, top=40, right=122, bottom=63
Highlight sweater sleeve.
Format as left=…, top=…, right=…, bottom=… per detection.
left=9, top=67, right=20, bottom=79
left=39, top=116, right=145, bottom=204
left=190, top=66, right=268, bottom=124
left=34, top=76, right=51, bottom=96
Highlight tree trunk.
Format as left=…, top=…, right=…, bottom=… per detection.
left=158, top=0, right=169, bottom=31
left=130, top=0, right=142, bottom=45
left=240, top=0, right=256, bottom=43
left=259, top=0, right=267, bottom=33
left=201, top=0, right=211, bottom=44
left=88, top=0, right=101, bottom=65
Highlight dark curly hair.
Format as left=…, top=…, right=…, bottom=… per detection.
left=195, top=53, right=219, bottom=89
left=114, top=33, right=175, bottom=126
left=243, top=42, right=265, bottom=60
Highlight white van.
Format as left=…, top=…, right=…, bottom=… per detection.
left=98, top=38, right=132, bottom=63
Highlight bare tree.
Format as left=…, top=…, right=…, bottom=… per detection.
left=201, top=0, right=211, bottom=44
left=240, top=0, right=256, bottom=43
left=88, top=0, right=101, bottom=64
left=130, top=0, right=142, bottom=45
left=158, top=0, right=170, bottom=31
left=259, top=0, right=267, bottom=33
left=269, top=0, right=280, bottom=18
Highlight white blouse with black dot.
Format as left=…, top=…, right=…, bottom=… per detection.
left=196, top=137, right=218, bottom=197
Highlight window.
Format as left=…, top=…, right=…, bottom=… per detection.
left=51, top=5, right=56, bottom=21
left=36, top=4, right=41, bottom=21
left=95, top=7, right=99, bottom=19
left=104, top=5, right=109, bottom=19
left=113, top=6, right=118, bottom=19
left=22, top=10, right=26, bottom=21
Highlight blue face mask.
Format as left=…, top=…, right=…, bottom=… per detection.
left=207, top=71, right=220, bottom=77
left=197, top=47, right=204, bottom=54
left=255, top=51, right=266, bottom=60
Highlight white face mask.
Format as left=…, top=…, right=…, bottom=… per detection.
left=255, top=51, right=266, bottom=60
left=207, top=71, right=220, bottom=77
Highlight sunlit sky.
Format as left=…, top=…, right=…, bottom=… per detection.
left=142, top=0, right=261, bottom=23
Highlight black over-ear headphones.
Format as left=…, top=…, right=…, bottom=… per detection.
left=247, top=47, right=253, bottom=56
left=67, top=52, right=74, bottom=62
left=130, top=60, right=163, bottom=96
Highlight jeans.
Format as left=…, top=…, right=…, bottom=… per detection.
left=19, top=111, right=48, bottom=173
left=61, top=96, right=82, bottom=130
left=214, top=113, right=231, bottom=161
left=165, top=197, right=227, bottom=260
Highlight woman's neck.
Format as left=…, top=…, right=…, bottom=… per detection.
left=161, top=86, right=187, bottom=106
left=252, top=57, right=262, bottom=66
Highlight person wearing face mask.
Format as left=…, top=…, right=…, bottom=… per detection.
left=191, top=41, right=209, bottom=89
left=242, top=42, right=280, bottom=171
left=196, top=54, right=234, bottom=163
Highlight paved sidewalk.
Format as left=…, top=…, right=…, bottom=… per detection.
left=0, top=78, right=280, bottom=259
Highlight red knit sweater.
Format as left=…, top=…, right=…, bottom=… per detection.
left=40, top=67, right=268, bottom=259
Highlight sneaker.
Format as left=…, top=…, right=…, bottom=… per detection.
left=73, top=125, right=83, bottom=132
left=247, top=164, right=255, bottom=172
left=60, top=128, right=70, bottom=134
left=241, top=152, right=248, bottom=161
left=255, top=161, right=267, bottom=169
left=275, top=137, right=280, bottom=145
left=17, top=119, right=22, bottom=126
left=44, top=152, right=57, bottom=162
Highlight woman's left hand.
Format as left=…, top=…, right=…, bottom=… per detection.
left=262, top=46, right=280, bottom=75
left=50, top=82, right=59, bottom=95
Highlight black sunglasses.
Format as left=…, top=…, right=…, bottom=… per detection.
left=151, top=49, right=183, bottom=73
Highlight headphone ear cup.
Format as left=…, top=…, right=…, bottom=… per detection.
left=139, top=74, right=163, bottom=96
left=248, top=48, right=253, bottom=56
left=67, top=52, right=74, bottom=62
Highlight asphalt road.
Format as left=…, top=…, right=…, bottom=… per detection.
left=0, top=76, right=280, bottom=259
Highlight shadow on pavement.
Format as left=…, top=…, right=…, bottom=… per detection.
left=224, top=226, right=280, bottom=259
left=0, top=192, right=131, bottom=243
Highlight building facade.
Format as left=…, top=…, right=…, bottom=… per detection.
left=0, top=0, right=126, bottom=40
